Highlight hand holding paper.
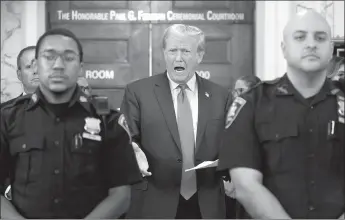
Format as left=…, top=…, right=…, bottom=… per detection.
left=132, top=142, right=152, bottom=177
left=185, top=159, right=219, bottom=172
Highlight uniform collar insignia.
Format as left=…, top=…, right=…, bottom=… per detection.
left=205, top=92, right=210, bottom=98
left=276, top=84, right=289, bottom=95
left=31, top=93, right=38, bottom=103
left=79, top=96, right=87, bottom=102
left=26, top=92, right=40, bottom=111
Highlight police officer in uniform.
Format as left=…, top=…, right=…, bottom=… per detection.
left=0, top=28, right=142, bottom=219
left=1, top=46, right=38, bottom=108
left=217, top=10, right=344, bottom=219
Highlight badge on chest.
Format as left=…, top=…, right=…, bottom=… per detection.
left=83, top=117, right=102, bottom=141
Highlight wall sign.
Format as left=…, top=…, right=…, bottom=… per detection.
left=56, top=10, right=245, bottom=22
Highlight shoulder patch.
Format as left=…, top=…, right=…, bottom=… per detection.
left=337, top=97, right=344, bottom=123
left=118, top=114, right=132, bottom=143
left=225, top=97, right=246, bottom=129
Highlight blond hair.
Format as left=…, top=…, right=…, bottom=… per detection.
left=162, top=24, right=205, bottom=53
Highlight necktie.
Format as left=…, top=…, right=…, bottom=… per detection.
left=177, top=84, right=197, bottom=200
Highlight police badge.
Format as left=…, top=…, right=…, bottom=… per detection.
left=82, top=117, right=102, bottom=141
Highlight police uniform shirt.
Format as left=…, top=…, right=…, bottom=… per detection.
left=0, top=87, right=142, bottom=218
left=217, top=74, right=344, bottom=218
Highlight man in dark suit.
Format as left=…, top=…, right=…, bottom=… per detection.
left=1, top=46, right=38, bottom=108
left=121, top=24, right=230, bottom=219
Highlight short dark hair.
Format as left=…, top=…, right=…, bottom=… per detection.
left=17, top=46, right=36, bottom=70
left=237, top=75, right=261, bottom=88
left=35, top=28, right=83, bottom=62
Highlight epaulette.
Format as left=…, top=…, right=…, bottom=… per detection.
left=242, top=81, right=263, bottom=95
left=1, top=94, right=31, bottom=110
left=261, top=76, right=282, bottom=85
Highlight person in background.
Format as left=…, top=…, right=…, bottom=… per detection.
left=327, top=56, right=344, bottom=92
left=1, top=46, right=38, bottom=108
left=224, top=74, right=262, bottom=219
left=217, top=10, right=344, bottom=219
left=121, top=24, right=231, bottom=219
left=1, top=46, right=38, bottom=203
left=231, top=75, right=261, bottom=99
left=0, top=28, right=142, bottom=219
left=77, top=76, right=92, bottom=97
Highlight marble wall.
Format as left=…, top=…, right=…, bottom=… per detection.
left=1, top=1, right=24, bottom=102
left=294, top=1, right=344, bottom=39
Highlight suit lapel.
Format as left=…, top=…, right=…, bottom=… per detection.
left=195, top=75, right=209, bottom=153
left=154, top=73, right=182, bottom=152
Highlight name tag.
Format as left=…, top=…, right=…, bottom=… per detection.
left=82, top=132, right=102, bottom=141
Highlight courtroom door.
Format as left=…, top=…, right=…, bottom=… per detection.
left=48, top=1, right=254, bottom=109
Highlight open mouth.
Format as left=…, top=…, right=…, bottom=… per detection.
left=304, top=55, right=319, bottom=59
left=174, top=67, right=185, bottom=72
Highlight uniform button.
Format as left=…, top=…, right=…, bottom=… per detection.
left=53, top=198, right=60, bottom=204
left=275, top=134, right=280, bottom=139
left=310, top=106, right=314, bottom=109
left=54, top=141, right=59, bottom=146
left=309, top=205, right=315, bottom=211
left=310, top=180, right=315, bottom=185
left=22, top=144, right=27, bottom=149
left=55, top=117, right=60, bottom=122
left=54, top=169, right=60, bottom=174
left=177, top=159, right=182, bottom=163
left=309, top=128, right=313, bottom=133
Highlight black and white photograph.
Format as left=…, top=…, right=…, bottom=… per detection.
left=1, top=1, right=344, bottom=219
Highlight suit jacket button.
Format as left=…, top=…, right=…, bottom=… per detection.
left=177, top=159, right=182, bottom=163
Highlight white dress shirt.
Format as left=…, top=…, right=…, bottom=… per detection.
left=167, top=73, right=198, bottom=144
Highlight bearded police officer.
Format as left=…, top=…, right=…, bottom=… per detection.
left=0, top=28, right=142, bottom=219
left=217, top=10, right=344, bottom=219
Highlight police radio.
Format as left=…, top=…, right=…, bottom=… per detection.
left=93, top=96, right=110, bottom=116
left=92, top=96, right=110, bottom=138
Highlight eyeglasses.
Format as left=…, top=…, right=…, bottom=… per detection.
left=39, top=50, right=79, bottom=64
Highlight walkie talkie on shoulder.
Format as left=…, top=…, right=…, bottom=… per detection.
left=93, top=96, right=110, bottom=116
left=93, top=96, right=110, bottom=138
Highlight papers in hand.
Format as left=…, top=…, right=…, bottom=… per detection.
left=185, top=159, right=219, bottom=172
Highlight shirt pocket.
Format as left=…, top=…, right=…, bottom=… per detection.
left=257, top=120, right=299, bottom=174
left=69, top=133, right=103, bottom=185
left=10, top=137, right=44, bottom=183
left=329, top=121, right=345, bottom=174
